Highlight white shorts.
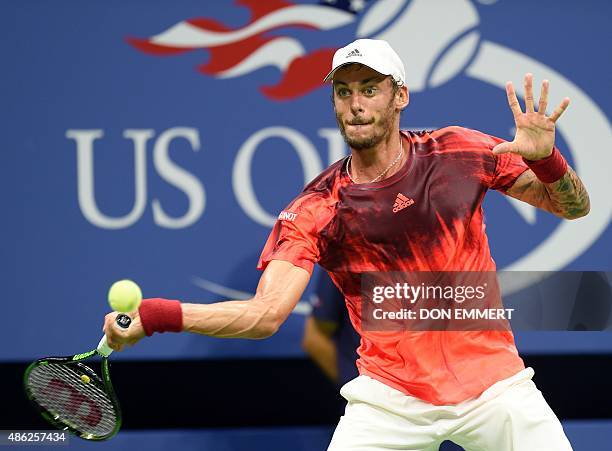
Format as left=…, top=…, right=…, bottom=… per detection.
left=328, top=368, right=572, bottom=451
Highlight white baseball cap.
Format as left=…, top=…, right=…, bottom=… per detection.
left=323, top=39, right=406, bottom=86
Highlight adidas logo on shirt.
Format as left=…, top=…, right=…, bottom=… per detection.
left=392, top=193, right=415, bottom=213
left=346, top=48, right=362, bottom=58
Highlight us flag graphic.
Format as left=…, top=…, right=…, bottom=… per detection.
left=127, top=0, right=371, bottom=100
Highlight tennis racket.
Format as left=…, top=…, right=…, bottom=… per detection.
left=23, top=314, right=132, bottom=441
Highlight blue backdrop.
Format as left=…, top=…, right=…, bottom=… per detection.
left=2, top=0, right=611, bottom=361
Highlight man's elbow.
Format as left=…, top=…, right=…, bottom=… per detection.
left=251, top=308, right=283, bottom=339
left=561, top=199, right=591, bottom=220
left=254, top=320, right=280, bottom=339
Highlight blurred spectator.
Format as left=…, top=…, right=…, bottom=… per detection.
left=302, top=272, right=360, bottom=386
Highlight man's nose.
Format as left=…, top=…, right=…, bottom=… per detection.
left=349, top=94, right=364, bottom=115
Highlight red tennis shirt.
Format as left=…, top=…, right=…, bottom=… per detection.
left=258, top=126, right=531, bottom=405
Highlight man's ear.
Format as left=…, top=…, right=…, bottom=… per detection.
left=397, top=85, right=409, bottom=110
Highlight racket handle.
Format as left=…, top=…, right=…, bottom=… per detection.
left=97, top=335, right=114, bottom=357
left=97, top=314, right=133, bottom=357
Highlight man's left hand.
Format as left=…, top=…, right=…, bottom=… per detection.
left=492, top=73, right=570, bottom=160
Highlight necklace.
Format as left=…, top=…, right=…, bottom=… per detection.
left=346, top=139, right=404, bottom=184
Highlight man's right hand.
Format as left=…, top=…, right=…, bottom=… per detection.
left=103, top=311, right=146, bottom=351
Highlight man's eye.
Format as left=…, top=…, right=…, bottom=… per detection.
left=364, top=87, right=377, bottom=96
left=337, top=89, right=350, bottom=97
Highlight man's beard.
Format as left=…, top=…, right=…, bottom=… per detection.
left=336, top=99, right=395, bottom=150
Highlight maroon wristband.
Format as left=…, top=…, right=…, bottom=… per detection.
left=138, top=298, right=183, bottom=336
left=522, top=147, right=568, bottom=183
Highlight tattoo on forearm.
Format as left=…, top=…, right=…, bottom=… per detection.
left=546, top=167, right=590, bottom=219
left=507, top=167, right=590, bottom=219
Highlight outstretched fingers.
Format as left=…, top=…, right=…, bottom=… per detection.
left=524, top=73, right=535, bottom=113
left=505, top=81, right=522, bottom=120
left=550, top=97, right=570, bottom=122
left=538, top=79, right=549, bottom=115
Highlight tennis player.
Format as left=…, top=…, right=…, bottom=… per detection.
left=104, top=39, right=590, bottom=450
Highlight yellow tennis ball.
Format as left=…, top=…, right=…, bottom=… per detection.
left=81, top=375, right=91, bottom=384
left=108, top=279, right=142, bottom=313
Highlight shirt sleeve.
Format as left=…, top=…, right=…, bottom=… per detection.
left=490, top=151, right=530, bottom=193
left=257, top=193, right=324, bottom=274
left=451, top=127, right=529, bottom=193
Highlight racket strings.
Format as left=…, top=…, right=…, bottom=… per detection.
left=26, top=363, right=117, bottom=438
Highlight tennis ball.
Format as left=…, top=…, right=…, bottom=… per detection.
left=108, top=279, right=142, bottom=313
left=81, top=375, right=91, bottom=384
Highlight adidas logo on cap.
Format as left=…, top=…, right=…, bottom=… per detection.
left=323, top=39, right=406, bottom=86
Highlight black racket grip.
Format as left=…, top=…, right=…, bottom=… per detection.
left=115, top=313, right=132, bottom=329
